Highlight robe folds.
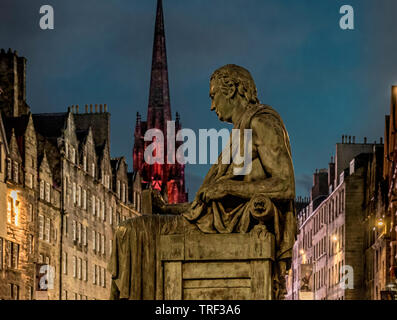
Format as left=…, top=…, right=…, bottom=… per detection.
left=108, top=214, right=187, bottom=300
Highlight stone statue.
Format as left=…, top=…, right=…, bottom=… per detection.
left=108, top=64, right=296, bottom=300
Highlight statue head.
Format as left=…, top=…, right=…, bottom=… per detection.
left=209, top=64, right=259, bottom=123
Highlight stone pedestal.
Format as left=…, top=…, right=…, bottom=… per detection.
left=156, top=226, right=275, bottom=300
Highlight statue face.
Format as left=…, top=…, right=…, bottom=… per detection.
left=209, top=79, right=235, bottom=123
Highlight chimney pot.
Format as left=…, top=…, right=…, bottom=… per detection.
left=364, top=137, right=367, bottom=144
left=72, top=105, right=75, bottom=113
left=104, top=104, right=107, bottom=112
left=85, top=104, right=88, bottom=113
left=380, top=137, right=383, bottom=144
left=90, top=104, right=93, bottom=113
left=100, top=104, right=103, bottom=113
left=349, top=136, right=351, bottom=144
left=76, top=105, right=79, bottom=114
left=342, top=135, right=344, bottom=143
left=95, top=104, right=98, bottom=113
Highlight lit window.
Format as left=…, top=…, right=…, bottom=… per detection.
left=45, top=218, right=50, bottom=242
left=40, top=180, right=44, bottom=199
left=83, top=189, right=87, bottom=210
left=93, top=264, right=96, bottom=284
left=96, top=232, right=100, bottom=254
left=92, top=195, right=96, bottom=215
left=78, top=186, right=81, bottom=206
left=7, top=159, right=11, bottom=180
left=0, top=238, right=3, bottom=270
left=13, top=161, right=18, bottom=183
left=122, top=184, right=126, bottom=203
left=72, top=220, right=76, bottom=241
left=72, top=183, right=76, bottom=204
left=73, top=256, right=77, bottom=278
left=101, top=235, right=105, bottom=255
left=28, top=235, right=33, bottom=254
left=45, top=183, right=51, bottom=203
left=83, top=226, right=87, bottom=246
left=92, top=230, right=96, bottom=251
left=39, top=215, right=44, bottom=240
left=78, top=258, right=82, bottom=279
left=77, top=223, right=81, bottom=244
left=63, top=252, right=67, bottom=274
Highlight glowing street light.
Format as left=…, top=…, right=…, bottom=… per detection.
left=377, top=219, right=384, bottom=227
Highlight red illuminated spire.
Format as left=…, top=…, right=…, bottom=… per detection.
left=147, top=0, right=172, bottom=130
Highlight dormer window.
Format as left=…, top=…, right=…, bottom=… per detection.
left=40, top=180, right=45, bottom=199
left=13, top=161, right=19, bottom=183
left=117, top=180, right=121, bottom=199
left=7, top=158, right=11, bottom=180
left=71, top=147, right=75, bottom=164
left=45, top=182, right=51, bottom=203
left=122, top=184, right=126, bottom=203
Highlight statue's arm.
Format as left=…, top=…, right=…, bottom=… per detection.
left=222, top=115, right=295, bottom=200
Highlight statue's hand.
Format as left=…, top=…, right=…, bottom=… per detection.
left=200, top=182, right=229, bottom=202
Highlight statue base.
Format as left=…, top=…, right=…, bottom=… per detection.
left=156, top=225, right=275, bottom=300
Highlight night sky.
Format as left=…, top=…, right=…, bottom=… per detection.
left=1, top=0, right=396, bottom=201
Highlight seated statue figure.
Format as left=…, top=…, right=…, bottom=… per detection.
left=108, top=64, right=296, bottom=300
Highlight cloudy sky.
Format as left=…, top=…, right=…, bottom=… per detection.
left=1, top=0, right=396, bottom=200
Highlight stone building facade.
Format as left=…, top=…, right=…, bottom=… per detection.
left=0, top=48, right=142, bottom=300
left=286, top=138, right=383, bottom=300
left=381, top=86, right=397, bottom=299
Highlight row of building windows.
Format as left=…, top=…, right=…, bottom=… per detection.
left=39, top=180, right=52, bottom=203
left=62, top=290, right=90, bottom=300
left=65, top=143, right=128, bottom=204
left=6, top=159, right=20, bottom=184
left=313, top=259, right=345, bottom=291
left=0, top=238, right=19, bottom=270
left=314, top=237, right=326, bottom=260
left=62, top=253, right=106, bottom=288
left=38, top=215, right=57, bottom=243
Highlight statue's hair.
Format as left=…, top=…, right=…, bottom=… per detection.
left=210, top=64, right=259, bottom=104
